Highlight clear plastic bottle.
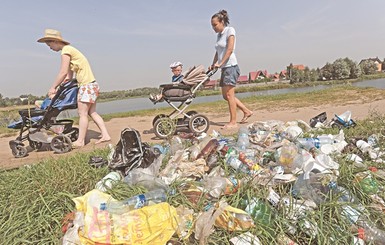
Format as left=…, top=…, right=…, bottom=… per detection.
left=237, top=127, right=250, bottom=151
left=100, top=189, right=167, bottom=214
left=296, top=135, right=334, bottom=150
left=358, top=220, right=385, bottom=244
left=226, top=155, right=250, bottom=174
left=169, top=135, right=183, bottom=155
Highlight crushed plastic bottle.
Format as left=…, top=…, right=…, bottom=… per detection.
left=170, top=135, right=183, bottom=155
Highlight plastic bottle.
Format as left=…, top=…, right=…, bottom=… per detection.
left=296, top=135, right=334, bottom=150
left=358, top=220, right=385, bottom=244
left=241, top=197, right=274, bottom=227
left=354, top=171, right=379, bottom=195
left=169, top=135, right=183, bottom=155
left=95, top=171, right=122, bottom=192
left=196, top=138, right=219, bottom=159
left=123, top=170, right=168, bottom=191
left=237, top=127, right=250, bottom=151
left=100, top=189, right=167, bottom=214
left=226, top=155, right=250, bottom=174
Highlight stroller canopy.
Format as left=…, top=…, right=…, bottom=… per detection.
left=181, top=65, right=207, bottom=86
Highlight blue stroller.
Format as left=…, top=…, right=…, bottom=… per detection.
left=8, top=79, right=79, bottom=158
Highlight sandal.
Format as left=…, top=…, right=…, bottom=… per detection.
left=240, top=112, right=253, bottom=124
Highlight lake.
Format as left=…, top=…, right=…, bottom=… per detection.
left=64, top=78, right=385, bottom=117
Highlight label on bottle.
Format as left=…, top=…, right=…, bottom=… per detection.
left=341, top=205, right=360, bottom=224
left=135, top=194, right=146, bottom=209
left=267, top=188, right=280, bottom=207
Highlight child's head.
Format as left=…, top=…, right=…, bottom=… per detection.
left=170, top=61, right=183, bottom=76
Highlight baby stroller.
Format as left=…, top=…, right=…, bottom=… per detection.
left=8, top=79, right=79, bottom=158
left=151, top=65, right=217, bottom=139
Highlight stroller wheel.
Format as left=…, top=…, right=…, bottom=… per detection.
left=189, top=114, right=209, bottom=134
left=152, top=114, right=167, bottom=126
left=183, top=111, right=198, bottom=121
left=9, top=141, right=28, bottom=158
left=29, top=140, right=43, bottom=150
left=51, top=135, right=72, bottom=154
left=154, top=117, right=176, bottom=139
left=68, top=127, right=79, bottom=142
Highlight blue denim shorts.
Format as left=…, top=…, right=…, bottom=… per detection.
left=220, top=65, right=240, bottom=87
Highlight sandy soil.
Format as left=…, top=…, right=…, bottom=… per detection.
left=1, top=98, right=385, bottom=170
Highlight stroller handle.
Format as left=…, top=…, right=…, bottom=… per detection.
left=206, top=68, right=218, bottom=77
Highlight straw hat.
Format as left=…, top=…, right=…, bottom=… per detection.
left=37, top=29, right=70, bottom=45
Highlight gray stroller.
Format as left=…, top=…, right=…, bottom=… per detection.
left=151, top=65, right=217, bottom=139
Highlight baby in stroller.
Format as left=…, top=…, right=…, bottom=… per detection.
left=150, top=64, right=217, bottom=138
left=149, top=61, right=185, bottom=104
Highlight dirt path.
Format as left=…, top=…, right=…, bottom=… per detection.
left=1, top=98, right=385, bottom=170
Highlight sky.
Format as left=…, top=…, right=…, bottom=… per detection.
left=1, top=0, right=385, bottom=97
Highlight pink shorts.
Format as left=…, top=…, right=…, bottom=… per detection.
left=78, top=82, right=100, bottom=103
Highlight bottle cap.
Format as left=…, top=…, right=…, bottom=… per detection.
left=100, top=203, right=106, bottom=211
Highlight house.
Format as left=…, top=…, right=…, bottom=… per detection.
left=248, top=70, right=269, bottom=81
left=270, top=73, right=280, bottom=82
left=279, top=70, right=287, bottom=80
left=237, top=75, right=249, bottom=84
left=204, top=79, right=218, bottom=89
left=292, top=64, right=305, bottom=71
left=359, top=57, right=382, bottom=71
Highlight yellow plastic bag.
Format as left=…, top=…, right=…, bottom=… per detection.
left=72, top=189, right=178, bottom=245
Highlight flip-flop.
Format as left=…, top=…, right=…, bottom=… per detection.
left=240, top=113, right=253, bottom=124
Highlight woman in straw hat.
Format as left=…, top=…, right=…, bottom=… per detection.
left=37, top=29, right=111, bottom=148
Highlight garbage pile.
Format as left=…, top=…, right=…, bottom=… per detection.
left=62, top=112, right=385, bottom=245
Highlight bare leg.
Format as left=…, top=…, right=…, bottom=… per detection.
left=235, top=97, right=253, bottom=123
left=88, top=102, right=111, bottom=144
left=72, top=101, right=91, bottom=147
left=222, top=86, right=238, bottom=126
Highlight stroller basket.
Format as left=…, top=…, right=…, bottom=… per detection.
left=50, top=119, right=74, bottom=134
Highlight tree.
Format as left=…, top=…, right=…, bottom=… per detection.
left=360, top=60, right=378, bottom=75
left=332, top=58, right=350, bottom=80
left=320, top=63, right=333, bottom=80
left=343, top=57, right=361, bottom=79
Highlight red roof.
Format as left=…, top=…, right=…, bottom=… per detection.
left=292, top=64, right=305, bottom=70
left=237, top=75, right=248, bottom=83
left=249, top=71, right=259, bottom=80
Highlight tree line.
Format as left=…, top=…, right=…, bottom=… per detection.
left=1, top=56, right=383, bottom=107
left=287, top=57, right=381, bottom=83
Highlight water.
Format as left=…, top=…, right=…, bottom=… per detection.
left=66, top=78, right=385, bottom=116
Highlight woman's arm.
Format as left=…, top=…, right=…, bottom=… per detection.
left=48, top=54, right=71, bottom=95
left=217, top=35, right=235, bottom=68
left=210, top=52, right=218, bottom=70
